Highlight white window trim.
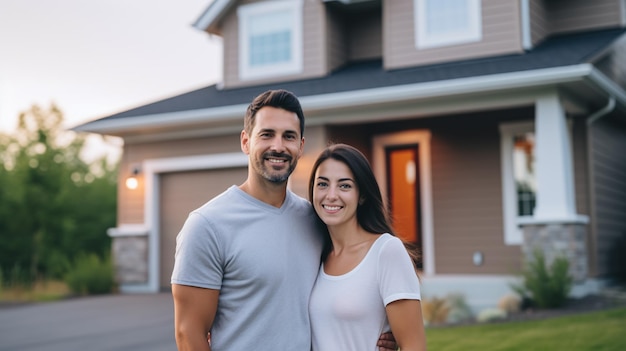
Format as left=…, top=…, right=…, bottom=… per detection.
left=238, top=0, right=303, bottom=81
left=414, top=0, right=482, bottom=49
left=500, top=121, right=533, bottom=245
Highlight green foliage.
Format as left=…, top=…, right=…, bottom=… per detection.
left=0, top=103, right=118, bottom=287
left=65, top=253, right=115, bottom=295
left=512, top=249, right=573, bottom=309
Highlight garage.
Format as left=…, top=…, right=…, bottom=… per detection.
left=158, top=167, right=248, bottom=290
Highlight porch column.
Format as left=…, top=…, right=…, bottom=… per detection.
left=520, top=90, right=589, bottom=285
left=533, top=90, right=577, bottom=221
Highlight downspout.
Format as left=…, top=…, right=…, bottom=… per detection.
left=585, top=96, right=616, bottom=278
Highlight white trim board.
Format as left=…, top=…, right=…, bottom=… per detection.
left=373, top=130, right=435, bottom=276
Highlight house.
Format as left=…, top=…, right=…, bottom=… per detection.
left=75, top=0, right=626, bottom=311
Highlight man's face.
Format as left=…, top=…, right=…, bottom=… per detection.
left=241, top=106, right=304, bottom=184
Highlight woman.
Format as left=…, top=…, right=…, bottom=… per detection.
left=308, top=143, right=426, bottom=351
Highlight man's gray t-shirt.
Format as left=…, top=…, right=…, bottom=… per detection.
left=171, top=185, right=324, bottom=351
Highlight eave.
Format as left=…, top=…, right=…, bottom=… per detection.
left=72, top=63, right=626, bottom=143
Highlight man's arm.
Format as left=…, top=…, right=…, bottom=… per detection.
left=377, top=331, right=398, bottom=351
left=172, top=284, right=220, bottom=351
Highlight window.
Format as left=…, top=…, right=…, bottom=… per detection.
left=238, top=0, right=303, bottom=81
left=500, top=122, right=535, bottom=245
left=414, top=0, right=482, bottom=49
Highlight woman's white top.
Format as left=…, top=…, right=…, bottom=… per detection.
left=309, top=233, right=421, bottom=351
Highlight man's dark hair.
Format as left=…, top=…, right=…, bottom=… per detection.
left=245, top=89, right=305, bottom=137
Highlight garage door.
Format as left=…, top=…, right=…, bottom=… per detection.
left=159, top=167, right=248, bottom=290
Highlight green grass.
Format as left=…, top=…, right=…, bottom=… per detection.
left=425, top=307, right=626, bottom=351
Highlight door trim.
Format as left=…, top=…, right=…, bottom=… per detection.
left=373, top=130, right=435, bottom=275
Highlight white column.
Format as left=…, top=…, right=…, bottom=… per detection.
left=533, top=90, right=578, bottom=221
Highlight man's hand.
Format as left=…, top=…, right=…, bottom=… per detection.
left=377, top=331, right=398, bottom=351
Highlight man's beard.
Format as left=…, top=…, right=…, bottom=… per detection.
left=254, top=152, right=297, bottom=184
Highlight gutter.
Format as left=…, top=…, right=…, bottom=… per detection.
left=73, top=64, right=597, bottom=135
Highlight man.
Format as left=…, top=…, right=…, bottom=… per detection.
left=171, top=90, right=396, bottom=350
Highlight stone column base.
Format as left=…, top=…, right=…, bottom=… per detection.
left=520, top=222, right=588, bottom=282
left=112, top=236, right=149, bottom=284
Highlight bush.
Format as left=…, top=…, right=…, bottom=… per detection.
left=64, top=254, right=114, bottom=295
left=512, top=249, right=572, bottom=309
left=422, top=296, right=450, bottom=325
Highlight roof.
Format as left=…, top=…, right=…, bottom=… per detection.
left=76, top=28, right=626, bottom=134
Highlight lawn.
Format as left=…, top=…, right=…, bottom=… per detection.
left=425, top=307, right=626, bottom=351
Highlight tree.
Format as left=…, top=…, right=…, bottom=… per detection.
left=0, top=103, right=117, bottom=283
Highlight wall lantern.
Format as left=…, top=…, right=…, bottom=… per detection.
left=125, top=166, right=140, bottom=190
left=472, top=251, right=484, bottom=266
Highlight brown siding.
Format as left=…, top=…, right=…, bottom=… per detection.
left=159, top=168, right=247, bottom=290
left=347, top=9, right=382, bottom=61
left=384, top=0, right=523, bottom=69
left=546, top=0, right=624, bottom=35
left=429, top=115, right=521, bottom=274
left=117, top=134, right=242, bottom=225
left=327, top=108, right=534, bottom=275
left=529, top=0, right=549, bottom=45
left=589, top=116, right=626, bottom=278
left=221, top=0, right=327, bottom=89
left=326, top=8, right=348, bottom=72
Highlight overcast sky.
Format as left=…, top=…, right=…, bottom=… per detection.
left=0, top=0, right=222, bottom=160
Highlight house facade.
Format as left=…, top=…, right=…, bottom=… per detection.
left=76, top=0, right=626, bottom=311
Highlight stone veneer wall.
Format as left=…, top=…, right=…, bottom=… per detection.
left=520, top=222, right=588, bottom=282
left=112, top=236, right=149, bottom=284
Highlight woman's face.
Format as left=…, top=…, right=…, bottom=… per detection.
left=312, top=158, right=360, bottom=229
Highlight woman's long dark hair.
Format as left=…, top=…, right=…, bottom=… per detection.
left=308, top=143, right=421, bottom=268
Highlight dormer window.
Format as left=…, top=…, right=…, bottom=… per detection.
left=414, top=0, right=482, bottom=49
left=238, top=0, right=303, bottom=81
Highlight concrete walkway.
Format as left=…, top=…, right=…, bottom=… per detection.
left=0, top=293, right=176, bottom=351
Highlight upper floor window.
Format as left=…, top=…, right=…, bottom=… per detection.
left=414, top=0, right=482, bottom=49
left=238, top=0, right=303, bottom=81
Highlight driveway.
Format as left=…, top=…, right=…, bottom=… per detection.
left=0, top=293, right=176, bottom=351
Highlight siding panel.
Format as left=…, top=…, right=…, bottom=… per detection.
left=589, top=115, right=626, bottom=278
left=547, top=0, right=624, bottom=34
left=529, top=0, right=549, bottom=45
left=384, top=0, right=523, bottom=69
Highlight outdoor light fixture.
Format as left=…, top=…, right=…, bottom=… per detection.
left=125, top=166, right=140, bottom=190
left=472, top=251, right=484, bottom=266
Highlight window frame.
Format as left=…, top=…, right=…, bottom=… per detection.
left=237, top=0, right=303, bottom=81
left=414, top=0, right=482, bottom=49
left=500, top=121, right=534, bottom=245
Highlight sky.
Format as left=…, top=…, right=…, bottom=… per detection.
left=0, top=0, right=222, bottom=162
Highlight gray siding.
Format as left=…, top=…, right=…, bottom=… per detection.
left=572, top=117, right=590, bottom=218
left=384, top=0, right=523, bottom=69
left=589, top=116, right=626, bottom=277
left=594, top=34, right=626, bottom=91
left=221, top=0, right=327, bottom=89
left=546, top=0, right=624, bottom=35
left=326, top=8, right=348, bottom=72
left=529, top=0, right=549, bottom=45
left=347, top=9, right=382, bottom=61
